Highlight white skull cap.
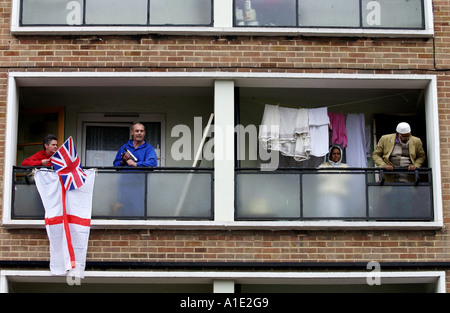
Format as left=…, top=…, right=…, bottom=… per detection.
left=396, top=122, right=411, bottom=134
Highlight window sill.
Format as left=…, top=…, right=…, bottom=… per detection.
left=2, top=218, right=443, bottom=231
left=10, top=25, right=434, bottom=38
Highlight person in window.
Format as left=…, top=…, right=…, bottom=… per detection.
left=113, top=122, right=157, bottom=168
left=318, top=145, right=349, bottom=169
left=372, top=122, right=426, bottom=182
left=112, top=122, right=157, bottom=218
left=21, top=134, right=58, bottom=167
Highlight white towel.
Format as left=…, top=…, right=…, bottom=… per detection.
left=279, top=106, right=299, bottom=156
left=346, top=113, right=367, bottom=167
left=309, top=107, right=330, bottom=157
left=294, top=108, right=311, bottom=161
left=259, top=104, right=280, bottom=151
left=309, top=107, right=329, bottom=126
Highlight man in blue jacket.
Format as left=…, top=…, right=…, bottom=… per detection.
left=113, top=122, right=157, bottom=167
left=112, top=122, right=157, bottom=217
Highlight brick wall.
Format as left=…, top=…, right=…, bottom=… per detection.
left=0, top=0, right=450, bottom=291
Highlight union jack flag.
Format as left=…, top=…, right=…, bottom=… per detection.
left=51, top=136, right=87, bottom=191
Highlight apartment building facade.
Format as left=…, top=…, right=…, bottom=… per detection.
left=0, top=0, right=448, bottom=293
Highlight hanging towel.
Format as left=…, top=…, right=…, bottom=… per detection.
left=345, top=113, right=367, bottom=167
left=259, top=104, right=281, bottom=151
left=294, top=108, right=311, bottom=161
left=328, top=112, right=347, bottom=148
left=309, top=107, right=330, bottom=157
left=278, top=106, right=299, bottom=156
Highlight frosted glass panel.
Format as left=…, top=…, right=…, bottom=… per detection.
left=303, top=173, right=366, bottom=218
left=150, top=0, right=212, bottom=25
left=92, top=172, right=146, bottom=218
left=147, top=173, right=212, bottom=218
left=86, top=0, right=148, bottom=25
left=368, top=185, right=432, bottom=219
left=362, top=0, right=423, bottom=29
left=234, top=0, right=296, bottom=26
left=236, top=174, right=301, bottom=219
left=13, top=184, right=44, bottom=218
left=298, top=0, right=360, bottom=27
left=22, top=0, right=84, bottom=25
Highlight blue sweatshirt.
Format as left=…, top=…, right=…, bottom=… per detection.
left=113, top=140, right=157, bottom=167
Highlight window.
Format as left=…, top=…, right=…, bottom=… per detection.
left=20, top=0, right=213, bottom=26
left=234, top=0, right=425, bottom=29
left=81, top=120, right=163, bottom=167
left=12, top=0, right=433, bottom=37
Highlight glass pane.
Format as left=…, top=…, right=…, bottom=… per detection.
left=302, top=173, right=366, bottom=218
left=21, top=0, right=84, bottom=25
left=235, top=0, right=296, bottom=26
left=368, top=185, right=432, bottom=219
left=362, top=0, right=424, bottom=29
left=85, top=125, right=130, bottom=167
left=298, top=0, right=360, bottom=27
left=86, top=0, right=148, bottom=25
left=236, top=173, right=301, bottom=219
left=14, top=184, right=45, bottom=218
left=92, top=172, right=146, bottom=218
left=146, top=172, right=212, bottom=218
left=150, top=0, right=212, bottom=25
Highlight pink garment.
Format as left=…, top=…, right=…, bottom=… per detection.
left=328, top=112, right=347, bottom=148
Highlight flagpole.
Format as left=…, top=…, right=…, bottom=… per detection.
left=174, top=113, right=214, bottom=216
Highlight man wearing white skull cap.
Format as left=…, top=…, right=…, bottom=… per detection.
left=372, top=122, right=426, bottom=182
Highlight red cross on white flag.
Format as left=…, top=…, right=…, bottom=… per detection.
left=35, top=167, right=95, bottom=278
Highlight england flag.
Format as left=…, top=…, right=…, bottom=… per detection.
left=35, top=137, right=95, bottom=278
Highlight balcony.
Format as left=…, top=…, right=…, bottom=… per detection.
left=13, top=167, right=214, bottom=220
left=12, top=166, right=433, bottom=222
left=235, top=168, right=433, bottom=221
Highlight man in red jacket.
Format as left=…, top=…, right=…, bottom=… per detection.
left=21, top=134, right=58, bottom=167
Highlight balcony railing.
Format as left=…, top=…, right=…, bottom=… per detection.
left=235, top=168, right=433, bottom=221
left=12, top=166, right=214, bottom=220
left=12, top=166, right=434, bottom=222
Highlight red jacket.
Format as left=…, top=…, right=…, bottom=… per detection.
left=21, top=150, right=53, bottom=166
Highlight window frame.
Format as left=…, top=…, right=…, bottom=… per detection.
left=2, top=71, right=443, bottom=230
left=10, top=0, right=434, bottom=38
left=77, top=113, right=166, bottom=167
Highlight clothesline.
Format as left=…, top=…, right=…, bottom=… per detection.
left=259, top=104, right=368, bottom=168
left=244, top=90, right=414, bottom=111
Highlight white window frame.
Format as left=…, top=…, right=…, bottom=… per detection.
left=10, top=0, right=434, bottom=38
left=77, top=113, right=166, bottom=167
left=2, top=71, right=443, bottom=230
left=0, top=269, right=446, bottom=293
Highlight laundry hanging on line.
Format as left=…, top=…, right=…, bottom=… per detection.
left=259, top=104, right=368, bottom=165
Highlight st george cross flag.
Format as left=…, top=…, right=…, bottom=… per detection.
left=34, top=137, right=95, bottom=278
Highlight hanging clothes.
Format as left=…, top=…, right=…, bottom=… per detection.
left=345, top=113, right=367, bottom=167
left=278, top=106, right=299, bottom=156
left=309, top=107, right=330, bottom=157
left=328, top=112, right=347, bottom=148
left=259, top=104, right=281, bottom=152
left=294, top=108, right=311, bottom=161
